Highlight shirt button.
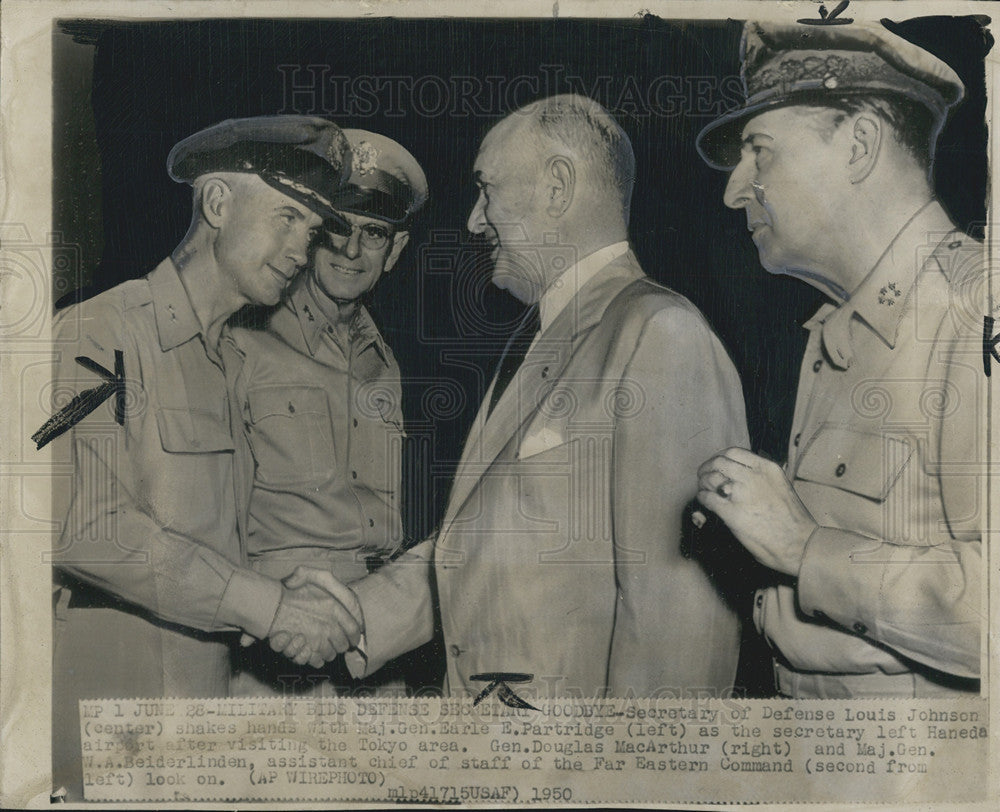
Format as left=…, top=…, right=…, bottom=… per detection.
left=812, top=359, right=823, bottom=373
left=353, top=418, right=358, bottom=427
left=449, top=644, right=462, bottom=657
left=368, top=518, right=375, bottom=528
left=352, top=470, right=357, bottom=479
left=793, top=432, right=801, bottom=447
left=755, top=593, right=764, bottom=608
left=835, top=463, right=846, bottom=477
left=852, top=622, right=867, bottom=635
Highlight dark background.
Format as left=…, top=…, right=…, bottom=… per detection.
left=52, top=14, right=990, bottom=696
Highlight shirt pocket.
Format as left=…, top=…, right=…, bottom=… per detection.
left=246, top=385, right=336, bottom=487
left=156, top=407, right=234, bottom=453
left=795, top=427, right=912, bottom=501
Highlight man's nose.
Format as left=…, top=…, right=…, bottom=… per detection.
left=287, top=229, right=310, bottom=267
left=342, top=226, right=363, bottom=259
left=467, top=193, right=486, bottom=234
left=723, top=158, right=754, bottom=210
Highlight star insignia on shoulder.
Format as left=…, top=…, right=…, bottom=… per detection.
left=878, top=282, right=900, bottom=306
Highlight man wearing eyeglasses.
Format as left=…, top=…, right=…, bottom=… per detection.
left=228, top=129, right=427, bottom=696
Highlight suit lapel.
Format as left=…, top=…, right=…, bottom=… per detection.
left=441, top=252, right=645, bottom=529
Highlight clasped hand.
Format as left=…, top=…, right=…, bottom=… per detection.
left=242, top=566, right=364, bottom=669
left=696, top=447, right=818, bottom=577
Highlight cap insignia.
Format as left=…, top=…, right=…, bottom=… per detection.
left=325, top=129, right=349, bottom=174
left=352, top=140, right=379, bottom=176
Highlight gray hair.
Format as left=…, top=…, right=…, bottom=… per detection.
left=793, top=94, right=935, bottom=172
left=515, top=94, right=636, bottom=216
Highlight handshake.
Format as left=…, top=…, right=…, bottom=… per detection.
left=242, top=566, right=364, bottom=669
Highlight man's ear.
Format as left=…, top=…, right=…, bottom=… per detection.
left=383, top=230, right=410, bottom=273
left=544, top=155, right=575, bottom=218
left=848, top=115, right=882, bottom=184
left=200, top=176, right=233, bottom=227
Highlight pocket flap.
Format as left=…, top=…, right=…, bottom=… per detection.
left=248, top=386, right=328, bottom=422
left=156, top=407, right=234, bottom=453
left=795, top=427, right=912, bottom=501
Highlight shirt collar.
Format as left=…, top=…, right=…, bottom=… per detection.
left=803, top=302, right=837, bottom=334
left=839, top=200, right=957, bottom=347
left=537, top=241, right=630, bottom=334
left=149, top=258, right=203, bottom=351
left=352, top=305, right=392, bottom=363
left=806, top=201, right=959, bottom=367
left=287, top=279, right=390, bottom=362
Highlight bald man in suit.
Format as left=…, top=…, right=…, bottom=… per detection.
left=287, top=95, right=748, bottom=698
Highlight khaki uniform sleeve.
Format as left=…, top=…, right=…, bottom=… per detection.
left=796, top=528, right=980, bottom=678
left=51, top=298, right=282, bottom=638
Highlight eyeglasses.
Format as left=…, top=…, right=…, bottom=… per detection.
left=321, top=219, right=393, bottom=251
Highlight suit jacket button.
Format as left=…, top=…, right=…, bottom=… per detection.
left=812, top=359, right=823, bottom=372
left=852, top=622, right=867, bottom=635
left=449, top=644, right=462, bottom=657
left=835, top=463, right=846, bottom=477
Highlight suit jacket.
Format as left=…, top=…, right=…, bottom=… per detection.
left=350, top=251, right=749, bottom=697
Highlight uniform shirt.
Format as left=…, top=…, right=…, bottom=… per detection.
left=51, top=258, right=281, bottom=639
left=231, top=280, right=404, bottom=584
left=755, top=201, right=984, bottom=698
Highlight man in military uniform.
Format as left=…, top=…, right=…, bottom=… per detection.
left=696, top=22, right=984, bottom=698
left=229, top=130, right=427, bottom=696
left=49, top=116, right=364, bottom=798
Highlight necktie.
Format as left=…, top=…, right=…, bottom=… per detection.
left=487, top=303, right=540, bottom=417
